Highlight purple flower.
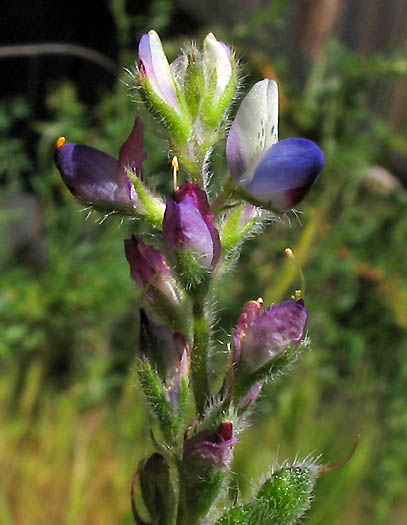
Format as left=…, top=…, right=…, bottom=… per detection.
left=183, top=421, right=238, bottom=469
left=124, top=236, right=182, bottom=308
left=54, top=117, right=147, bottom=213
left=138, top=30, right=182, bottom=115
left=226, top=79, right=324, bottom=210
left=163, top=183, right=221, bottom=269
left=234, top=299, right=308, bottom=373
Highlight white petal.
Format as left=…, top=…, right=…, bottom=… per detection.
left=145, top=30, right=181, bottom=112
left=203, top=33, right=232, bottom=99
left=226, top=79, right=278, bottom=181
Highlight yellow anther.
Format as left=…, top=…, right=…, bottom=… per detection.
left=295, top=289, right=302, bottom=298
left=172, top=156, right=179, bottom=192
left=284, top=247, right=294, bottom=259
left=56, top=136, right=66, bottom=148
left=257, top=297, right=264, bottom=304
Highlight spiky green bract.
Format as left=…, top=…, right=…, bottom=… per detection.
left=139, top=453, right=177, bottom=525
left=219, top=203, right=265, bottom=254
left=137, top=74, right=192, bottom=147
left=127, top=171, right=165, bottom=229
left=172, top=249, right=212, bottom=293
left=216, top=464, right=317, bottom=525
left=200, top=60, right=238, bottom=130
left=136, top=360, right=184, bottom=445
left=232, top=343, right=308, bottom=408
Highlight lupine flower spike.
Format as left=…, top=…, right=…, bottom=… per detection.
left=54, top=29, right=343, bottom=525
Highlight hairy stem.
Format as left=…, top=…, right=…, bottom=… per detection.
left=191, top=300, right=210, bottom=414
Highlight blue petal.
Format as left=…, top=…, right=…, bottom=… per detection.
left=243, top=138, right=325, bottom=210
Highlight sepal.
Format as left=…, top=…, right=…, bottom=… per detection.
left=136, top=358, right=188, bottom=444
left=219, top=203, right=264, bottom=254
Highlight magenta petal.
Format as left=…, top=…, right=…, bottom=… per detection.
left=55, top=143, right=133, bottom=211
left=119, top=117, right=148, bottom=180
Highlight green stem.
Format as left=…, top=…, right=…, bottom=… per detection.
left=191, top=300, right=210, bottom=414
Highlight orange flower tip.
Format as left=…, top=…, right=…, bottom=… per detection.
left=56, top=137, right=66, bottom=148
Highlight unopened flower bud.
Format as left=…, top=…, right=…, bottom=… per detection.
left=138, top=30, right=191, bottom=144
left=181, top=421, right=238, bottom=520
left=163, top=183, right=221, bottom=270
left=138, top=30, right=182, bottom=114
left=183, top=421, right=238, bottom=469
left=201, top=33, right=236, bottom=127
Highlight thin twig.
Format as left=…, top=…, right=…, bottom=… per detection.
left=0, top=43, right=118, bottom=75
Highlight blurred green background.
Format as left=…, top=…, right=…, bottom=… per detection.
left=1, top=1, right=406, bottom=523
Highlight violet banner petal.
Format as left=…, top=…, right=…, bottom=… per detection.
left=243, top=137, right=325, bottom=210
left=241, top=299, right=308, bottom=372
left=226, top=79, right=279, bottom=182
left=54, top=143, right=133, bottom=210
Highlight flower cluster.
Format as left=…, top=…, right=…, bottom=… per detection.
left=54, top=30, right=325, bottom=525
